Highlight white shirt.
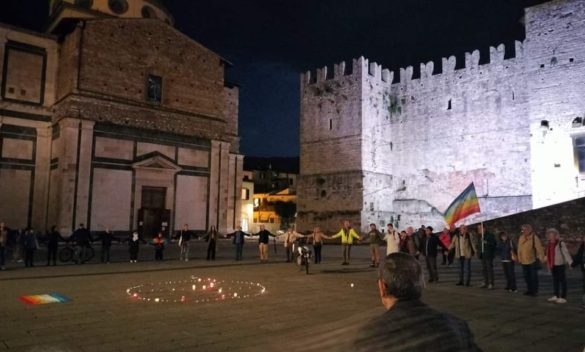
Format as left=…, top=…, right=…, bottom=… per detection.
left=384, top=231, right=401, bottom=255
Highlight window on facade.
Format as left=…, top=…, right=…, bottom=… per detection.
left=329, top=119, right=333, bottom=130
left=253, top=198, right=260, bottom=208
left=241, top=188, right=250, bottom=200
left=447, top=99, right=452, bottom=110
left=146, top=74, right=162, bottom=104
left=289, top=178, right=294, bottom=185
left=574, top=136, right=585, bottom=173
left=108, top=0, right=128, bottom=14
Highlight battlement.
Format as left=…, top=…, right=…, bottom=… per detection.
left=302, top=40, right=524, bottom=88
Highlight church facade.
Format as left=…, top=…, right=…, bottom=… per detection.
left=0, top=0, right=243, bottom=237
left=298, top=0, right=585, bottom=232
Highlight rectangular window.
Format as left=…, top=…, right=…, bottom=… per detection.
left=146, top=74, right=162, bottom=103
left=241, top=188, right=250, bottom=200
left=574, top=136, right=585, bottom=173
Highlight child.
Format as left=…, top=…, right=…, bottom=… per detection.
left=126, top=231, right=146, bottom=263
left=152, top=232, right=166, bottom=261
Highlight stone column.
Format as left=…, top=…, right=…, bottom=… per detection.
left=55, top=118, right=94, bottom=233
left=207, top=140, right=220, bottom=230
left=217, top=141, right=230, bottom=234
left=31, top=126, right=52, bottom=231
left=74, top=120, right=95, bottom=228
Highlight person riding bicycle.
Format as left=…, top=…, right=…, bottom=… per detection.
left=70, top=223, right=93, bottom=264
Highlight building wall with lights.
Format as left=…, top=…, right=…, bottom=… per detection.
left=0, top=1, right=243, bottom=237
left=298, top=0, right=585, bottom=233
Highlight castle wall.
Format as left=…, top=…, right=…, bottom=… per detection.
left=524, top=0, right=585, bottom=208
left=297, top=59, right=365, bottom=232
left=300, top=0, right=585, bottom=232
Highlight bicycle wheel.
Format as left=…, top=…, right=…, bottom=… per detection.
left=81, top=247, right=95, bottom=263
left=59, top=247, right=73, bottom=263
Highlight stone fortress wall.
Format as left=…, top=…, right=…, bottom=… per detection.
left=298, top=0, right=585, bottom=233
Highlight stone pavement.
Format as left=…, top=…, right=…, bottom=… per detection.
left=0, top=242, right=583, bottom=352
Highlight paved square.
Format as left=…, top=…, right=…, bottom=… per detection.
left=0, top=242, right=583, bottom=351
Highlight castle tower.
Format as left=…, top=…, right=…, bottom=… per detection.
left=47, top=0, right=174, bottom=32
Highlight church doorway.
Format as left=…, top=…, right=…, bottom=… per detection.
left=138, top=186, right=170, bottom=239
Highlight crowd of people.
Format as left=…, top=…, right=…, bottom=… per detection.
left=1, top=219, right=584, bottom=306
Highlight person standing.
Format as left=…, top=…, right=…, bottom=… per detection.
left=439, top=226, right=453, bottom=265
left=100, top=227, right=116, bottom=263
left=367, top=224, right=384, bottom=267
left=126, top=231, right=146, bottom=263
left=206, top=225, right=220, bottom=261
left=176, top=224, right=192, bottom=262
left=257, top=225, right=276, bottom=263
left=229, top=226, right=249, bottom=261
left=450, top=224, right=477, bottom=287
left=545, top=228, right=573, bottom=304
left=0, top=222, right=8, bottom=270
left=383, top=223, right=401, bottom=257
left=421, top=226, right=446, bottom=283
left=46, top=225, right=62, bottom=266
left=71, top=223, right=93, bottom=264
left=352, top=252, right=480, bottom=351
left=399, top=230, right=416, bottom=256
left=23, top=228, right=38, bottom=268
left=283, top=227, right=304, bottom=263
left=570, top=236, right=585, bottom=308
left=477, top=224, right=497, bottom=289
left=517, top=224, right=545, bottom=297
left=152, top=232, right=166, bottom=261
left=330, top=220, right=362, bottom=265
left=12, top=228, right=25, bottom=263
left=306, top=227, right=330, bottom=264
left=498, top=231, right=517, bottom=292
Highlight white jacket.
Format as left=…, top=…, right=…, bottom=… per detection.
left=384, top=231, right=401, bottom=255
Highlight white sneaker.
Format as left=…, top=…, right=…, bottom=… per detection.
left=547, top=296, right=558, bottom=302
left=556, top=298, right=567, bottom=304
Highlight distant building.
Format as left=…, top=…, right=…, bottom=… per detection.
left=241, top=157, right=298, bottom=233
left=298, top=0, right=585, bottom=233
left=0, top=0, right=243, bottom=237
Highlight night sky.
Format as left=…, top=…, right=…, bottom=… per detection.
left=1, top=0, right=548, bottom=157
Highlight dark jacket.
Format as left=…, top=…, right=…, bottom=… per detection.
left=572, top=242, right=585, bottom=272
left=126, top=234, right=146, bottom=249
left=498, top=238, right=517, bottom=262
left=353, top=299, right=481, bottom=352
left=176, top=229, right=192, bottom=243
left=230, top=230, right=249, bottom=245
left=101, top=231, right=116, bottom=247
left=46, top=230, right=62, bottom=248
left=23, top=232, right=38, bottom=250
left=477, top=232, right=497, bottom=259
left=421, top=234, right=447, bottom=257
left=72, top=227, right=92, bottom=245
left=257, top=230, right=275, bottom=244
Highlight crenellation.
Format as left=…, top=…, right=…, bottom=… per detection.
left=442, top=55, right=457, bottom=73
left=465, top=49, right=481, bottom=70
left=420, top=61, right=434, bottom=79
left=489, top=43, right=506, bottom=64
left=333, top=61, right=346, bottom=79
left=399, top=65, right=414, bottom=84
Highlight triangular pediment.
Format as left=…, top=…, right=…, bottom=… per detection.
left=133, top=151, right=181, bottom=171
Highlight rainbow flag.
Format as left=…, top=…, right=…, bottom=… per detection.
left=19, top=293, right=71, bottom=305
left=443, top=183, right=481, bottom=227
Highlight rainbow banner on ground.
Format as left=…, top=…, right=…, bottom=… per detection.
left=19, top=293, right=71, bottom=305
left=443, top=183, right=481, bottom=227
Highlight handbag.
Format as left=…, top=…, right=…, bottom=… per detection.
left=532, top=234, right=542, bottom=270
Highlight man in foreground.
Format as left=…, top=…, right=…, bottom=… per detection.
left=353, top=252, right=480, bottom=351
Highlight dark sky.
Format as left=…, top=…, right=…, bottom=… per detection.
left=1, top=0, right=548, bottom=157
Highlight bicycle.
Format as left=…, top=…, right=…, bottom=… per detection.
left=59, top=242, right=95, bottom=264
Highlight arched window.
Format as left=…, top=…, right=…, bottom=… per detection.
left=108, top=0, right=128, bottom=14
left=141, top=5, right=158, bottom=19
